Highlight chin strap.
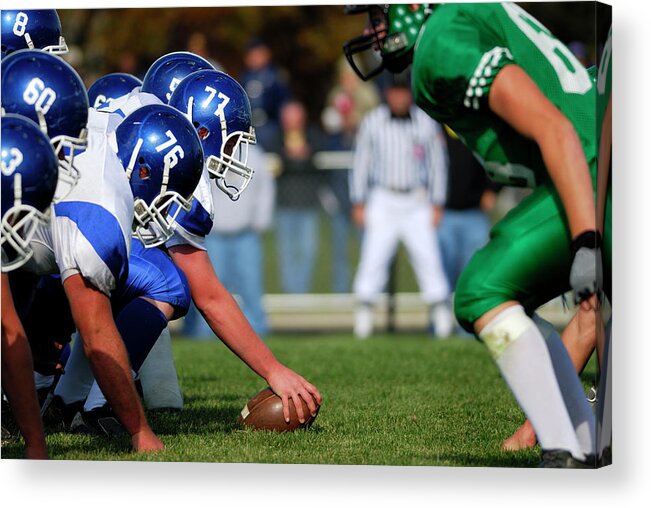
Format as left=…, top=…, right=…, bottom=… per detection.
left=125, top=137, right=144, bottom=180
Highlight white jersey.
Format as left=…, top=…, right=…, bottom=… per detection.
left=25, top=109, right=134, bottom=296
left=95, top=87, right=162, bottom=130
left=165, top=167, right=214, bottom=251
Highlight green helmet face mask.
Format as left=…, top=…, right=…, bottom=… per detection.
left=343, top=4, right=432, bottom=80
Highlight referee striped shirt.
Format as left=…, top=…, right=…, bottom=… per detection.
left=350, top=104, right=448, bottom=205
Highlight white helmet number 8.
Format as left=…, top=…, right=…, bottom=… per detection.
left=23, top=78, right=57, bottom=115
left=12, top=12, right=29, bottom=37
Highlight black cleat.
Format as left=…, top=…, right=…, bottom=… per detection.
left=70, top=405, right=127, bottom=438
left=41, top=394, right=84, bottom=431
left=538, top=449, right=596, bottom=469
left=598, top=446, right=612, bottom=467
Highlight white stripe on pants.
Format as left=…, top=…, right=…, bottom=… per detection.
left=353, top=187, right=449, bottom=304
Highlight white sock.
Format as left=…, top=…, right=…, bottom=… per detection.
left=83, top=381, right=107, bottom=412
left=138, top=328, right=183, bottom=410
left=480, top=305, right=585, bottom=459
left=83, top=368, right=137, bottom=412
left=597, top=318, right=612, bottom=458
left=53, top=334, right=94, bottom=404
left=532, top=314, right=596, bottom=457
left=33, top=372, right=55, bottom=391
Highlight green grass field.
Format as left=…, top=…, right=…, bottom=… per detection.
left=1, top=333, right=597, bottom=466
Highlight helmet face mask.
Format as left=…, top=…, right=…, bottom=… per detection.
left=132, top=191, right=193, bottom=248
left=51, top=128, right=87, bottom=202
left=1, top=204, right=50, bottom=272
left=1, top=113, right=59, bottom=272
left=39, top=35, right=68, bottom=55
left=343, top=5, right=390, bottom=80
left=206, top=126, right=256, bottom=201
left=343, top=4, right=430, bottom=81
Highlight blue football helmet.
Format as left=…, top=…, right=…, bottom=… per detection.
left=114, top=104, right=204, bottom=247
left=1, top=9, right=68, bottom=59
left=169, top=70, right=257, bottom=200
left=1, top=114, right=59, bottom=272
left=141, top=51, right=214, bottom=103
left=1, top=50, right=88, bottom=199
left=87, top=73, right=143, bottom=109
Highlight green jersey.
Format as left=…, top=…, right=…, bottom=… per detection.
left=412, top=2, right=596, bottom=188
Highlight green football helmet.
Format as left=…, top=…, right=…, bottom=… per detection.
left=343, top=4, right=432, bottom=80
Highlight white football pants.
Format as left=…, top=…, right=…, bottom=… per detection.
left=353, top=187, right=449, bottom=304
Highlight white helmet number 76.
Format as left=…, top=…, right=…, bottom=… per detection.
left=155, top=130, right=185, bottom=169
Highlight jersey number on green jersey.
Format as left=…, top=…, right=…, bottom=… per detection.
left=503, top=3, right=591, bottom=95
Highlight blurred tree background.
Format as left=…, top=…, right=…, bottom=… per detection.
left=59, top=2, right=597, bottom=122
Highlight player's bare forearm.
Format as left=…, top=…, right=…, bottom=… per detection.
left=62, top=274, right=163, bottom=451
left=489, top=64, right=596, bottom=237
left=169, top=244, right=322, bottom=420
left=169, top=245, right=282, bottom=378
left=1, top=274, right=48, bottom=459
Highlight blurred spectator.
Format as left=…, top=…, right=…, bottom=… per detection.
left=350, top=72, right=451, bottom=339
left=320, top=57, right=381, bottom=292
left=240, top=37, right=291, bottom=149
left=117, top=50, right=143, bottom=79
left=182, top=145, right=275, bottom=339
left=186, top=31, right=223, bottom=71
left=269, top=100, right=324, bottom=294
left=322, top=57, right=380, bottom=134
left=437, top=127, right=500, bottom=332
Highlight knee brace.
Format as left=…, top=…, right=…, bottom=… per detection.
left=478, top=305, right=533, bottom=360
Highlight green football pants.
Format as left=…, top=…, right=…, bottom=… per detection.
left=454, top=177, right=611, bottom=333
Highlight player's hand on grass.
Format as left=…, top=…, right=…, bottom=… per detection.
left=131, top=429, right=165, bottom=453
left=569, top=230, right=602, bottom=309
left=266, top=365, right=321, bottom=424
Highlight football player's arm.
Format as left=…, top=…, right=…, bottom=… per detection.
left=488, top=64, right=596, bottom=237
left=168, top=244, right=321, bottom=422
left=1, top=274, right=48, bottom=459
left=62, top=274, right=164, bottom=452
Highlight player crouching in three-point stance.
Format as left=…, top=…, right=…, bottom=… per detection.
left=344, top=3, right=611, bottom=467
left=1, top=113, right=60, bottom=459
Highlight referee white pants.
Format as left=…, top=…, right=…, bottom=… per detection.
left=353, top=187, right=449, bottom=305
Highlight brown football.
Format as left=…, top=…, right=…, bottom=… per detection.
left=238, top=387, right=320, bottom=432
